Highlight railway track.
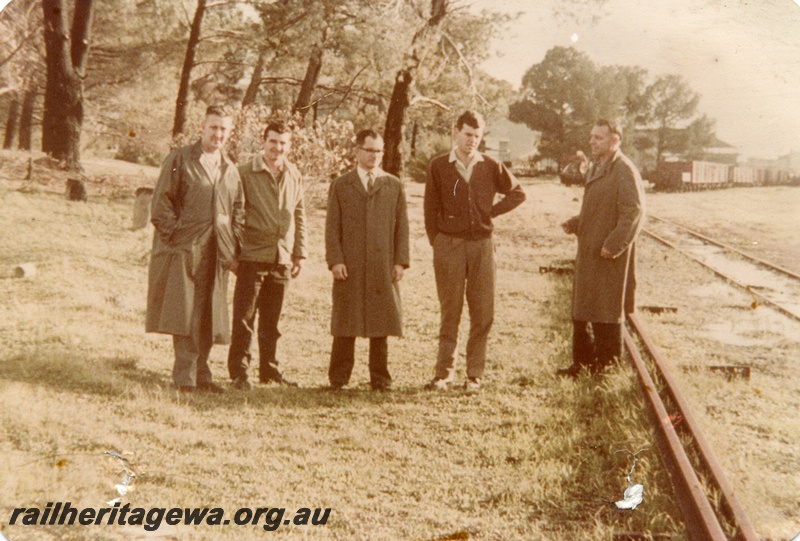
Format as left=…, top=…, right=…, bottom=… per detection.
left=642, top=216, right=800, bottom=323
left=625, top=217, right=800, bottom=538
left=622, top=314, right=759, bottom=541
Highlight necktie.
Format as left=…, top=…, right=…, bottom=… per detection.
left=367, top=172, right=375, bottom=192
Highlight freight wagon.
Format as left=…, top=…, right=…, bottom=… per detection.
left=653, top=161, right=796, bottom=191
left=651, top=160, right=731, bottom=191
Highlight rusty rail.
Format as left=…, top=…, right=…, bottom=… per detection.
left=625, top=313, right=760, bottom=541
left=649, top=215, right=800, bottom=281
left=642, top=226, right=800, bottom=323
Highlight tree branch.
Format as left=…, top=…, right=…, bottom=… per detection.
left=410, top=94, right=450, bottom=111
left=0, top=25, right=41, bottom=70
left=441, top=31, right=491, bottom=108
left=324, top=63, right=370, bottom=123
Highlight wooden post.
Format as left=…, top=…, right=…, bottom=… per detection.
left=132, top=187, right=154, bottom=230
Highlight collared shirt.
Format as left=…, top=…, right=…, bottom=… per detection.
left=199, top=149, right=221, bottom=183
left=238, top=155, right=306, bottom=264
left=449, top=148, right=484, bottom=182
left=357, top=165, right=383, bottom=192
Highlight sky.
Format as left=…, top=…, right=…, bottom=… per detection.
left=472, top=0, right=800, bottom=160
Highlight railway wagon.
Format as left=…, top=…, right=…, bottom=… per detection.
left=652, top=160, right=731, bottom=191
left=765, top=168, right=791, bottom=185
left=731, top=166, right=761, bottom=186
left=726, top=166, right=794, bottom=186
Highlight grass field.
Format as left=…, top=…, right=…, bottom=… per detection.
left=0, top=153, right=797, bottom=540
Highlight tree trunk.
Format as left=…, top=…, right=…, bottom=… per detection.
left=42, top=0, right=93, bottom=172
left=382, top=68, right=413, bottom=177
left=241, top=50, right=266, bottom=108
left=292, top=43, right=323, bottom=122
left=18, top=83, right=37, bottom=151
left=381, top=0, right=448, bottom=178
left=172, top=0, right=207, bottom=137
left=3, top=94, right=20, bottom=149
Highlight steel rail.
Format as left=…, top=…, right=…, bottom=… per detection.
left=642, top=226, right=800, bottom=323
left=621, top=327, right=728, bottom=541
left=649, top=215, right=800, bottom=281
left=627, top=313, right=760, bottom=541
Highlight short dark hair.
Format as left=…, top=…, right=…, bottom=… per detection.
left=263, top=120, right=291, bottom=140
left=595, top=118, right=623, bottom=139
left=205, top=105, right=232, bottom=118
left=455, top=110, right=485, bottom=131
left=355, top=128, right=382, bottom=147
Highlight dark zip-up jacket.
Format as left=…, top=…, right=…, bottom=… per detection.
left=424, top=152, right=525, bottom=244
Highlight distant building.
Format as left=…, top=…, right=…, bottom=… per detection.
left=482, top=116, right=539, bottom=167
left=776, top=151, right=800, bottom=173
left=700, top=135, right=738, bottom=165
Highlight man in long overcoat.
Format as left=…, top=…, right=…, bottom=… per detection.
left=558, top=118, right=645, bottom=377
left=146, top=106, right=245, bottom=393
left=325, top=129, right=410, bottom=391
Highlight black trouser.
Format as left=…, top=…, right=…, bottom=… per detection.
left=227, top=261, right=289, bottom=382
left=573, top=320, right=622, bottom=371
left=328, top=336, right=391, bottom=389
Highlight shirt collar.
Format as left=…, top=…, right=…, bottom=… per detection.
left=449, top=148, right=483, bottom=168
left=253, top=155, right=289, bottom=176
left=357, top=165, right=383, bottom=182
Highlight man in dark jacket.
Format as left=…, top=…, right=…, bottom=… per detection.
left=558, top=118, right=646, bottom=377
left=146, top=105, right=244, bottom=393
left=325, top=129, right=410, bottom=391
left=423, top=110, right=526, bottom=391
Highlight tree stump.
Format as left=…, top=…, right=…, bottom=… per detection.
left=132, top=187, right=154, bottom=230
left=66, top=178, right=88, bottom=202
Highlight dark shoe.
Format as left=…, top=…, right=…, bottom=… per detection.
left=425, top=378, right=450, bottom=391
left=464, top=377, right=481, bottom=391
left=556, top=364, right=585, bottom=378
left=371, top=383, right=392, bottom=392
left=260, top=375, right=299, bottom=387
left=232, top=377, right=252, bottom=391
left=176, top=385, right=195, bottom=394
left=196, top=381, right=225, bottom=394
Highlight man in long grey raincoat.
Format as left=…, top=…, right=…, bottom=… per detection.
left=146, top=106, right=245, bottom=393
left=325, top=129, right=410, bottom=391
left=558, top=118, right=645, bottom=377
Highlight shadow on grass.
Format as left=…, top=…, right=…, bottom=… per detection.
left=0, top=347, right=451, bottom=411
left=0, top=350, right=165, bottom=398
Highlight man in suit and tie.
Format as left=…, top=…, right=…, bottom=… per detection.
left=324, top=129, right=410, bottom=391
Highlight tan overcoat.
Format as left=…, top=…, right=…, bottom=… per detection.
left=325, top=170, right=410, bottom=337
left=572, top=149, right=645, bottom=323
left=145, top=141, right=244, bottom=342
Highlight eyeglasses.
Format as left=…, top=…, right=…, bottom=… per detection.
left=359, top=147, right=384, bottom=154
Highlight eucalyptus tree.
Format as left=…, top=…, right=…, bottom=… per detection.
left=41, top=0, right=94, bottom=171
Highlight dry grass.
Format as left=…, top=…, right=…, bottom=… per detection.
left=5, top=152, right=795, bottom=540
